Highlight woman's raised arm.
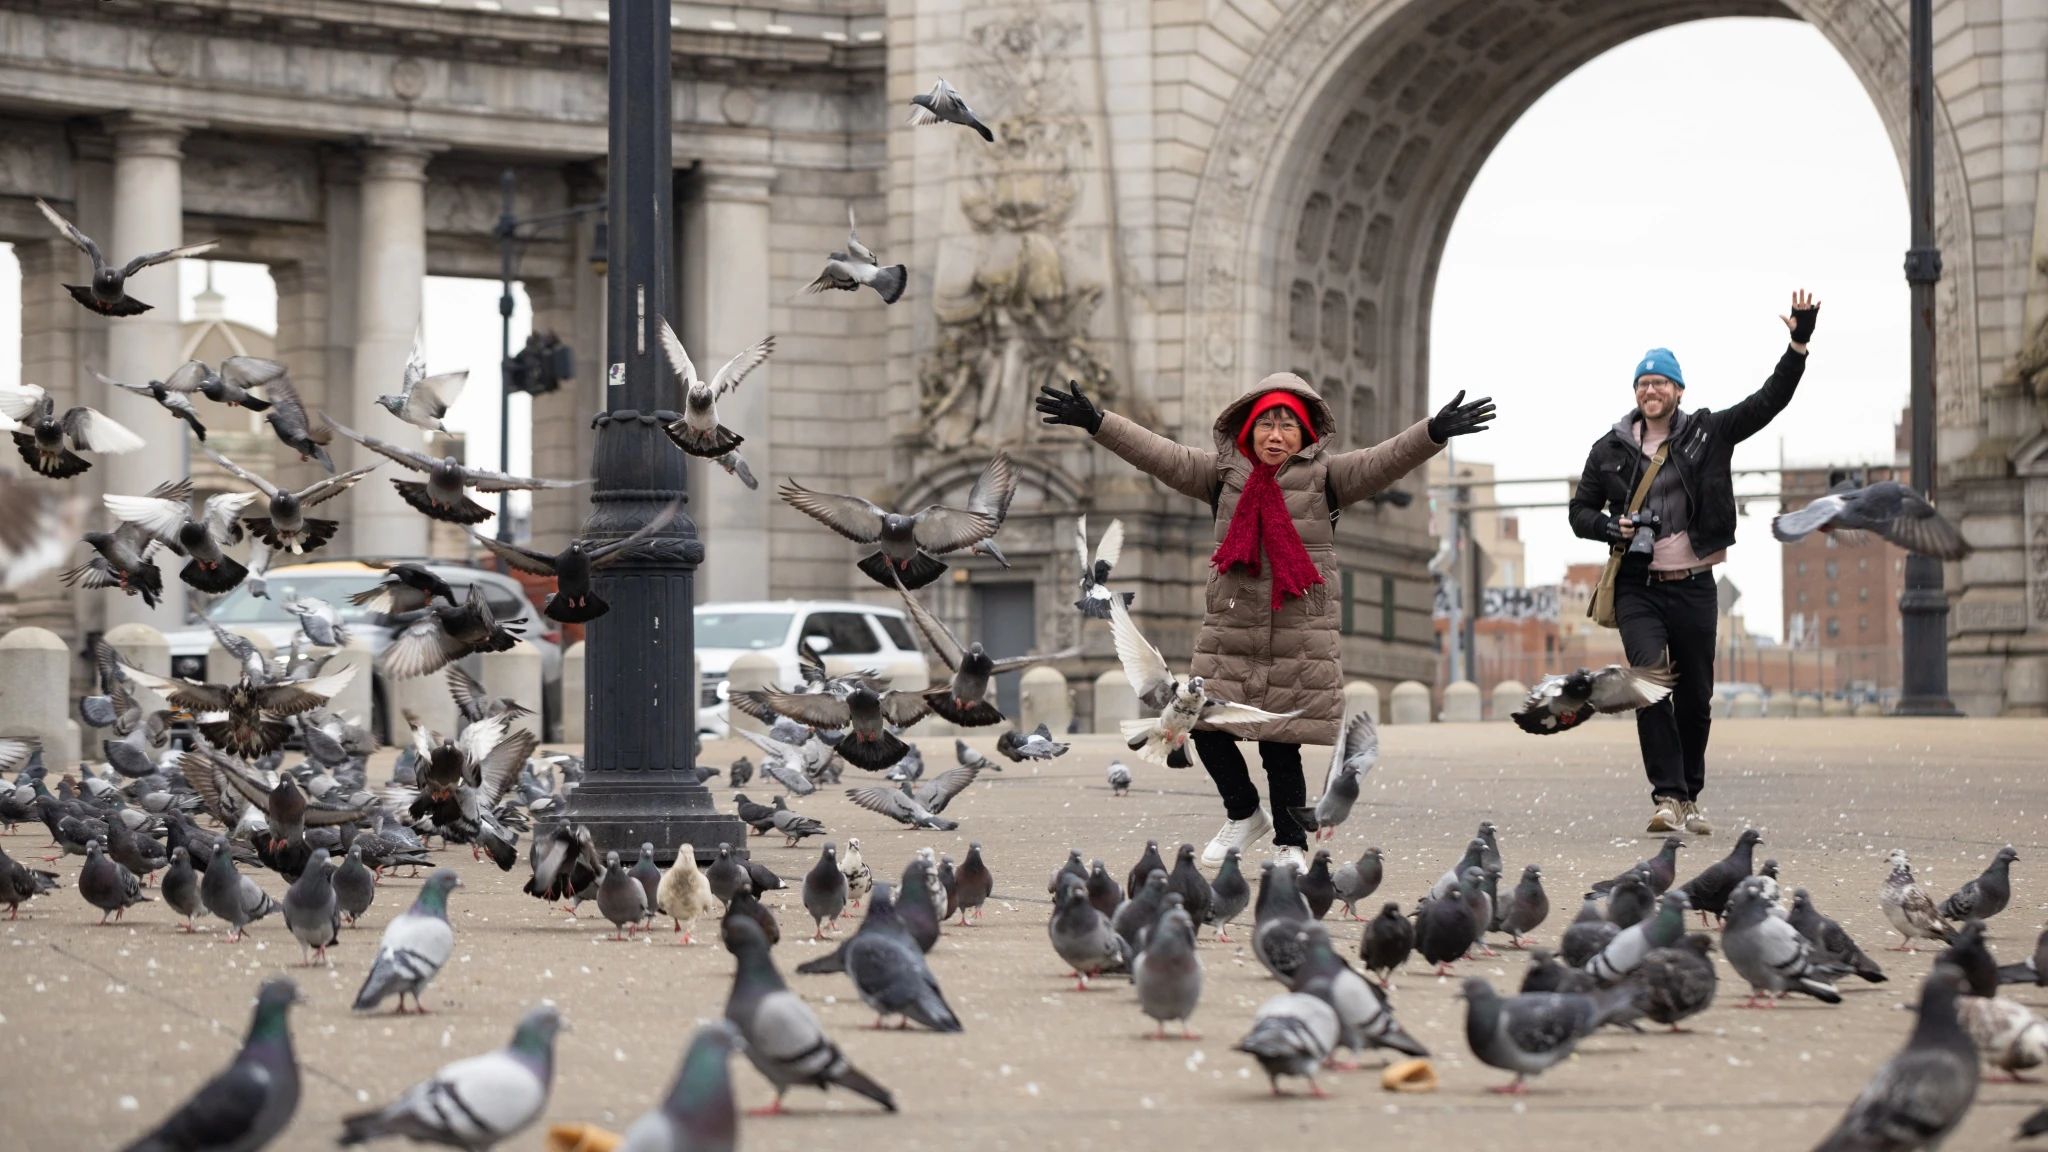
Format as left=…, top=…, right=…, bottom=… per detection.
left=1038, top=380, right=1217, bottom=502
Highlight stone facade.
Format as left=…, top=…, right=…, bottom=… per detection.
left=3, top=0, right=2045, bottom=713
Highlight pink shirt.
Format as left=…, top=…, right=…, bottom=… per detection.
left=1637, top=423, right=1726, bottom=572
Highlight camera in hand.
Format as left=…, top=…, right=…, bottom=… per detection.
left=1626, top=509, right=1662, bottom=558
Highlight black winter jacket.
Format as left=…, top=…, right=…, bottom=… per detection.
left=1568, top=347, right=1807, bottom=558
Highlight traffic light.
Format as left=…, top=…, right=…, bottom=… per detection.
left=507, top=330, right=573, bottom=396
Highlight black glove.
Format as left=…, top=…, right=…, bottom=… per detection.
left=1036, top=380, right=1103, bottom=435
left=1789, top=302, right=1819, bottom=344
left=1427, top=390, right=1496, bottom=444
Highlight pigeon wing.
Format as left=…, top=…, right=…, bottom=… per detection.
left=709, top=335, right=775, bottom=400
left=121, top=241, right=219, bottom=278
left=296, top=464, right=380, bottom=507
left=907, top=504, right=997, bottom=554
left=380, top=617, right=471, bottom=680
left=1108, top=595, right=1176, bottom=710
left=880, top=692, right=932, bottom=728
left=121, top=663, right=234, bottom=713
left=1586, top=664, right=1676, bottom=712
left=914, top=764, right=980, bottom=812
left=1095, top=517, right=1126, bottom=572
left=656, top=316, right=700, bottom=392
left=463, top=466, right=589, bottom=493
left=201, top=447, right=282, bottom=499
left=890, top=573, right=963, bottom=669
left=251, top=666, right=357, bottom=717
left=61, top=407, right=146, bottom=454
left=219, top=358, right=289, bottom=392
left=761, top=690, right=853, bottom=730
left=1198, top=700, right=1303, bottom=728
left=473, top=728, right=540, bottom=810
left=778, top=481, right=888, bottom=543
left=36, top=198, right=105, bottom=268
left=104, top=481, right=196, bottom=546
left=584, top=498, right=686, bottom=566
left=328, top=421, right=436, bottom=474
left=1771, top=494, right=1847, bottom=543
left=846, top=786, right=917, bottom=823
left=1878, top=491, right=1970, bottom=560
left=964, top=452, right=1017, bottom=522
left=470, top=534, right=560, bottom=577
left=844, top=205, right=879, bottom=266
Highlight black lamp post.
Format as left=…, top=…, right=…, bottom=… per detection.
left=565, top=0, right=747, bottom=862
left=1895, top=0, right=1961, bottom=716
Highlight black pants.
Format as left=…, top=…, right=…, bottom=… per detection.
left=1614, top=566, right=1718, bottom=802
left=1192, top=729, right=1307, bottom=848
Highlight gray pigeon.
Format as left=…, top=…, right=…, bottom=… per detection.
left=201, top=848, right=274, bottom=941
left=1430, top=837, right=1490, bottom=901
left=1584, top=891, right=1689, bottom=985
left=1165, top=843, right=1214, bottom=930
left=1086, top=860, right=1124, bottom=920
left=721, top=914, right=896, bottom=1114
left=1461, top=977, right=1636, bottom=1093
left=704, top=843, right=746, bottom=906
left=1810, top=966, right=1977, bottom=1152
left=1721, top=879, right=1843, bottom=1006
left=1125, top=841, right=1167, bottom=902
left=1361, top=902, right=1414, bottom=986
left=2, top=848, right=60, bottom=924
left=951, top=843, right=993, bottom=925
left=907, top=77, right=996, bottom=142
left=81, top=839, right=152, bottom=924
left=1416, top=869, right=1484, bottom=974
left=630, top=843, right=663, bottom=925
left=333, top=845, right=377, bottom=928
left=1114, top=869, right=1171, bottom=954
left=726, top=756, right=753, bottom=789
left=803, top=843, right=849, bottom=940
left=1498, top=863, right=1550, bottom=947
left=352, top=869, right=461, bottom=1014
left=1134, top=902, right=1202, bottom=1038
left=1106, top=761, right=1132, bottom=796
left=618, top=1022, right=739, bottom=1152
left=895, top=858, right=943, bottom=952
left=1299, top=850, right=1338, bottom=921
left=1234, top=992, right=1340, bottom=1097
left=1206, top=847, right=1251, bottom=941
left=161, top=847, right=203, bottom=932
left=36, top=197, right=217, bottom=317
left=844, top=783, right=956, bottom=831
left=597, top=850, right=648, bottom=941
left=1676, top=827, right=1762, bottom=927
left=1252, top=862, right=1316, bottom=981
left=1789, top=888, right=1888, bottom=984
left=1773, top=479, right=1971, bottom=560
left=995, top=723, right=1067, bottom=762
left=1593, top=837, right=1684, bottom=896
left=282, top=848, right=340, bottom=966
left=1638, top=933, right=1718, bottom=1031
left=118, top=979, right=300, bottom=1152
left=840, top=883, right=963, bottom=1031
left=1605, top=870, right=1655, bottom=929
left=1049, top=872, right=1132, bottom=987
left=1048, top=848, right=1087, bottom=895
left=1330, top=846, right=1382, bottom=921
left=339, top=1004, right=560, bottom=1150
left=1284, top=709, right=1377, bottom=841
left=1293, top=925, right=1429, bottom=1061
left=1940, top=845, right=2018, bottom=923
left=767, top=797, right=826, bottom=846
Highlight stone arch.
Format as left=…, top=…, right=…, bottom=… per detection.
left=1182, top=0, right=1978, bottom=447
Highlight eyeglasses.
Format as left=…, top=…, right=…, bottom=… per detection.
left=1252, top=414, right=1302, bottom=431
left=1634, top=378, right=1676, bottom=392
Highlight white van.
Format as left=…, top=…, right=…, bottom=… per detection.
left=694, top=600, right=928, bottom=736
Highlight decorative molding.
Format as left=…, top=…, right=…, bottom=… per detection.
left=389, top=58, right=430, bottom=103
left=183, top=137, right=320, bottom=223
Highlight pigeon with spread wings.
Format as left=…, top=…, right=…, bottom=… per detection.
left=964, top=441, right=1018, bottom=568
left=165, top=357, right=281, bottom=411
left=348, top=562, right=458, bottom=615
left=656, top=318, right=773, bottom=458
left=35, top=197, right=217, bottom=316
left=379, top=584, right=525, bottom=680
left=1772, top=479, right=1970, bottom=561
left=891, top=571, right=1074, bottom=726
left=1510, top=664, right=1675, bottom=735
left=760, top=685, right=928, bottom=773
left=779, top=466, right=1000, bottom=591
left=393, top=713, right=537, bottom=870
left=803, top=206, right=908, bottom=304
left=94, top=369, right=208, bottom=440
left=376, top=340, right=469, bottom=433
left=0, top=383, right=145, bottom=479
left=329, top=418, right=587, bottom=525
left=61, top=521, right=167, bottom=608
left=122, top=661, right=356, bottom=758
left=1074, top=515, right=1134, bottom=619
left=907, top=78, right=995, bottom=142
left=103, top=478, right=258, bottom=594
left=1108, top=595, right=1299, bottom=768
left=204, top=446, right=376, bottom=555
left=471, top=499, right=681, bottom=624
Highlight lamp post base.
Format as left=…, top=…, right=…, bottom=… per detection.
left=1894, top=567, right=1961, bottom=717
left=567, top=776, right=751, bottom=865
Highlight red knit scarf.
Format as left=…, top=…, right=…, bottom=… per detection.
left=1211, top=462, right=1324, bottom=610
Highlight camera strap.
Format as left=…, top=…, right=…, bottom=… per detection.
left=1625, top=441, right=1670, bottom=525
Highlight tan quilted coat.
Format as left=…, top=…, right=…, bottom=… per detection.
left=1094, top=373, right=1441, bottom=745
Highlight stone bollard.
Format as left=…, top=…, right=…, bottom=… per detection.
left=1019, top=665, right=1073, bottom=734
left=1342, top=680, right=1381, bottom=724
left=389, top=668, right=458, bottom=743
left=1093, top=669, right=1139, bottom=735
left=0, top=627, right=77, bottom=768
left=477, top=644, right=544, bottom=740
left=1729, top=691, right=1763, bottom=718
left=724, top=652, right=781, bottom=737
left=1389, top=680, right=1430, bottom=725
left=1440, top=680, right=1482, bottom=723
left=1822, top=696, right=1852, bottom=717
left=1793, top=694, right=1821, bottom=718
left=103, top=621, right=169, bottom=713
left=325, top=635, right=376, bottom=737
left=1854, top=701, right=1885, bottom=717
left=1489, top=679, right=1528, bottom=722
left=206, top=627, right=274, bottom=687
left=562, top=642, right=586, bottom=744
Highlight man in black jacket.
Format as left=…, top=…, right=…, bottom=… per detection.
left=1567, top=290, right=1818, bottom=835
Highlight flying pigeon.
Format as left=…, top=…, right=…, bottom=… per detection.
left=118, top=979, right=300, bottom=1152
left=165, top=357, right=281, bottom=410
left=471, top=500, right=682, bottom=624
left=103, top=478, right=257, bottom=594
left=962, top=448, right=1018, bottom=566
left=1285, top=709, right=1377, bottom=840
left=1512, top=663, right=1675, bottom=734
left=353, top=869, right=461, bottom=1014
left=655, top=318, right=772, bottom=458
left=376, top=340, right=468, bottom=432
left=907, top=77, right=995, bottom=142
left=1, top=383, right=145, bottom=478
left=257, top=376, right=335, bottom=473
left=123, top=661, right=355, bottom=758
left=1774, top=479, right=1971, bottom=560
left=1108, top=595, right=1299, bottom=767
left=779, top=475, right=997, bottom=590
left=378, top=585, right=525, bottom=680
left=36, top=196, right=217, bottom=315
left=1073, top=515, right=1133, bottom=619
left=803, top=205, right=908, bottom=304
left=61, top=521, right=167, bottom=608
left=95, top=368, right=208, bottom=440
left=890, top=558, right=1070, bottom=726
left=339, top=1005, right=561, bottom=1149
left=758, top=685, right=927, bottom=773
left=330, top=419, right=586, bottom=525
left=348, top=562, right=458, bottom=614
left=204, top=446, right=377, bottom=556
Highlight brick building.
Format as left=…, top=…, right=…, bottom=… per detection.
left=1777, top=416, right=1910, bottom=700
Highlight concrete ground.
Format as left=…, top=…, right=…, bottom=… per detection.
left=7, top=717, right=2048, bottom=1150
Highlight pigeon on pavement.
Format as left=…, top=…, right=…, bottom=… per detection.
left=200, top=848, right=275, bottom=941
left=597, top=851, right=648, bottom=940
left=1512, top=663, right=1675, bottom=734
left=840, top=882, right=963, bottom=1031
left=332, top=845, right=377, bottom=927
left=1417, top=870, right=1486, bottom=975
left=0, top=843, right=58, bottom=919
left=1882, top=849, right=1958, bottom=951
left=1292, top=925, right=1429, bottom=1062
left=1789, top=888, right=1887, bottom=983
left=117, top=978, right=300, bottom=1152
left=907, top=77, right=996, bottom=142
left=1298, top=850, right=1338, bottom=921
left=352, top=869, right=461, bottom=1014
left=1234, top=992, right=1340, bottom=1097
left=1774, top=479, right=1971, bottom=560
left=1593, top=836, right=1685, bottom=896
left=1362, top=902, right=1414, bottom=986
left=1049, top=871, right=1132, bottom=988
left=1109, top=595, right=1299, bottom=767
left=803, top=844, right=849, bottom=939
left=952, top=843, right=993, bottom=925
left=722, top=914, right=896, bottom=1114
left=656, top=848, right=716, bottom=945
left=1134, top=900, right=1203, bottom=1039
left=339, top=1004, right=561, bottom=1149
left=1583, top=890, right=1689, bottom=985
left=1721, top=879, right=1843, bottom=1007
left=1460, top=977, right=1635, bottom=1094
left=282, top=848, right=341, bottom=966
left=1810, top=966, right=1977, bottom=1152
left=36, top=197, right=216, bottom=315
left=617, top=1023, right=740, bottom=1152
left=1105, top=761, right=1132, bottom=796
left=996, top=724, right=1067, bottom=761
left=1286, top=710, right=1377, bottom=841
left=1330, top=846, right=1383, bottom=921
left=1677, top=827, right=1762, bottom=927
left=80, top=839, right=151, bottom=924
left=1207, top=848, right=1251, bottom=941
left=1638, top=933, right=1719, bottom=1031
left=1561, top=892, right=1621, bottom=969
left=1606, top=871, right=1655, bottom=929
left=1498, top=864, right=1551, bottom=948
left=1252, top=863, right=1316, bottom=982
left=1940, top=845, right=2018, bottom=923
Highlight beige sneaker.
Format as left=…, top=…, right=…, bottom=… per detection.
left=1682, top=800, right=1714, bottom=836
left=1647, top=796, right=1682, bottom=834
left=1201, top=807, right=1272, bottom=867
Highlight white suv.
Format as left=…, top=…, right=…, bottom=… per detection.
left=694, top=600, right=927, bottom=736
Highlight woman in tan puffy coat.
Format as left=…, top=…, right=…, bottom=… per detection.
left=1038, top=375, right=1495, bottom=868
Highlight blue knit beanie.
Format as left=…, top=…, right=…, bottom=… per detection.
left=1634, top=348, right=1685, bottom=389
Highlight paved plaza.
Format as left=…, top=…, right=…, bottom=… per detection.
left=7, top=717, right=2048, bottom=1150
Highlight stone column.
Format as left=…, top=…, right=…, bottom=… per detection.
left=104, top=115, right=201, bottom=629
left=347, top=140, right=439, bottom=557
left=9, top=242, right=91, bottom=636
left=681, top=164, right=774, bottom=603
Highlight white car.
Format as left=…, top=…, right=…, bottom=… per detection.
left=694, top=600, right=928, bottom=736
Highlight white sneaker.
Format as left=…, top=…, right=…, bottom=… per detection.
left=1273, top=846, right=1308, bottom=872
left=1201, top=807, right=1272, bottom=867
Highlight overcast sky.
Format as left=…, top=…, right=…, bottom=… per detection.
left=0, top=17, right=1907, bottom=640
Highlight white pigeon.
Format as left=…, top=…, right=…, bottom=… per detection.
left=376, top=339, right=469, bottom=432
left=1108, top=594, right=1298, bottom=767
left=340, top=1004, right=560, bottom=1149
left=656, top=317, right=773, bottom=459
left=284, top=597, right=349, bottom=648
left=1073, top=515, right=1133, bottom=619
left=351, top=869, right=461, bottom=1014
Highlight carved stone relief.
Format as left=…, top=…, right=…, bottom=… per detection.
left=183, top=137, right=320, bottom=223
left=424, top=164, right=567, bottom=236
left=0, top=122, right=69, bottom=200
